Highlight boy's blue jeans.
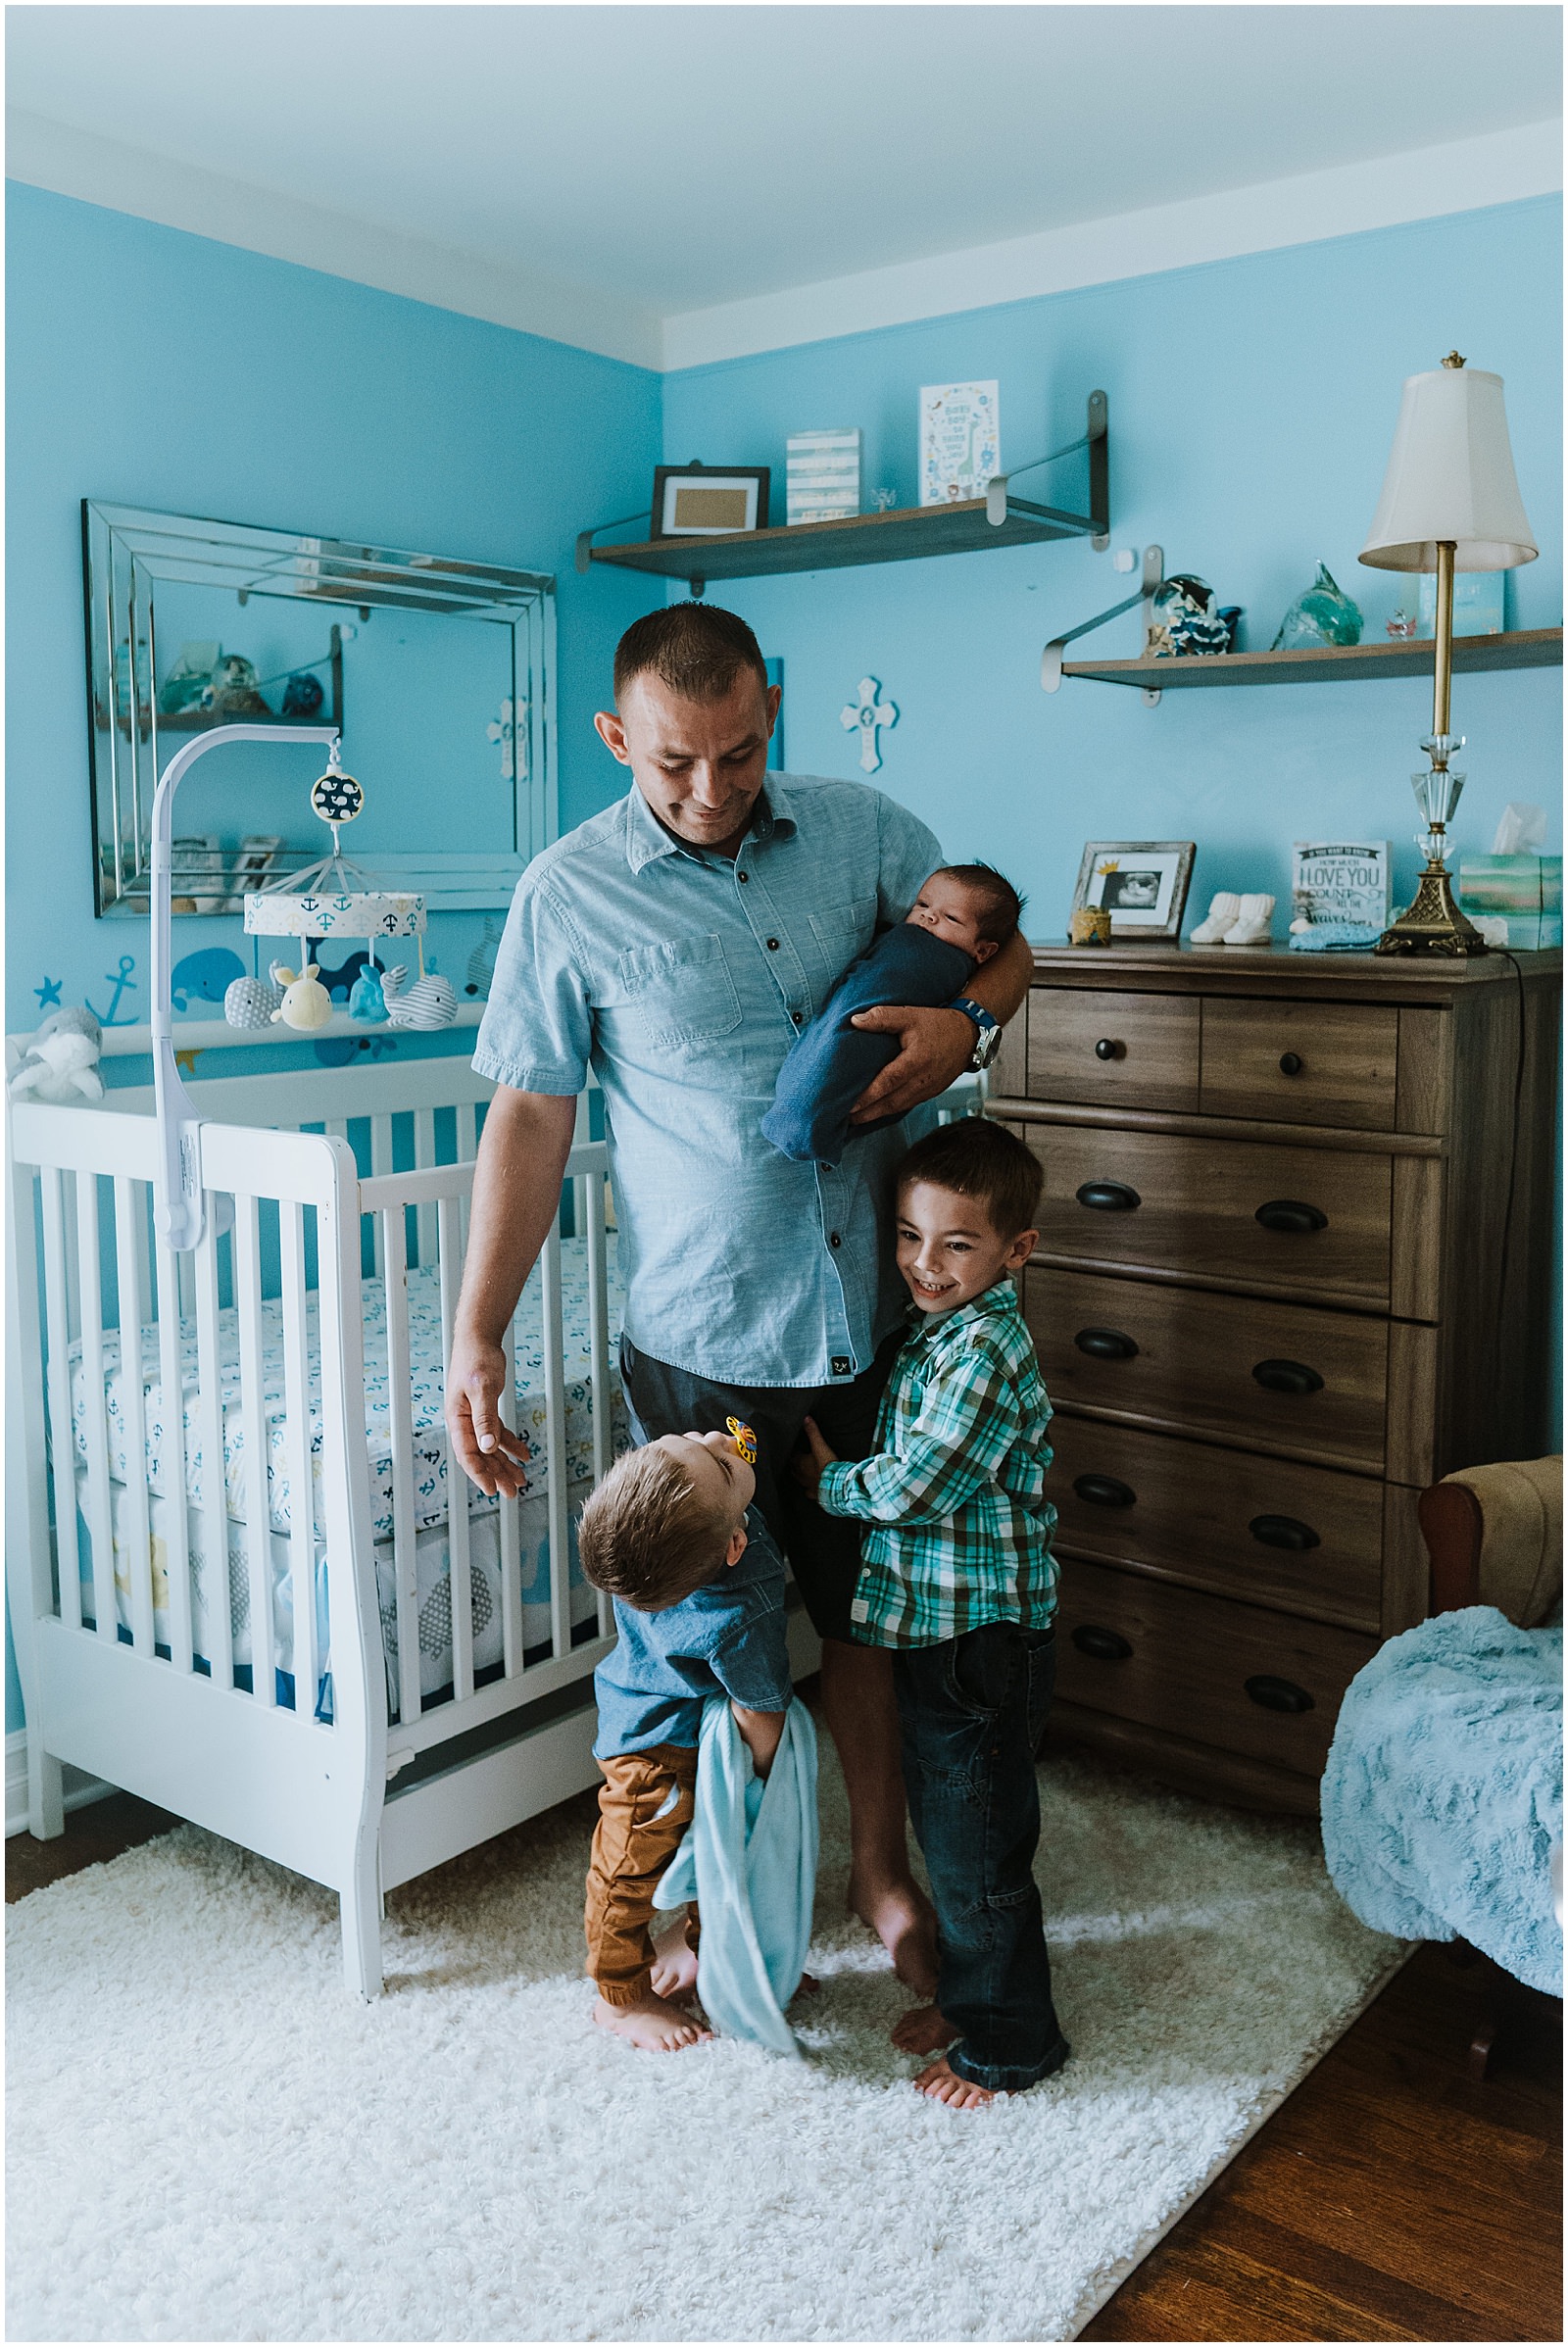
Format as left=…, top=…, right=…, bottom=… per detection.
left=892, top=1620, right=1069, bottom=2092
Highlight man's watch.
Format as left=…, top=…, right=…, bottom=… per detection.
left=951, top=997, right=1003, bottom=1073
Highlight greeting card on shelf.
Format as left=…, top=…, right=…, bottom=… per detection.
left=919, top=382, right=999, bottom=507
left=1291, top=841, right=1391, bottom=930
left=787, top=429, right=860, bottom=525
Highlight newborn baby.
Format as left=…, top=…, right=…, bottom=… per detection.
left=760, top=862, right=1023, bottom=1167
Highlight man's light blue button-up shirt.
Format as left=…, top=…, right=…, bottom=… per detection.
left=473, top=773, right=944, bottom=1387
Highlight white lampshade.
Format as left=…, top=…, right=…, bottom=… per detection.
left=1360, top=363, right=1537, bottom=573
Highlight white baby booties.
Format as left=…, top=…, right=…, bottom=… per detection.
left=1223, top=893, right=1275, bottom=945
left=1191, top=891, right=1241, bottom=945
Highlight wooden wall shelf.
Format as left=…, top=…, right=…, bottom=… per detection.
left=590, top=495, right=1100, bottom=586
left=1063, top=626, right=1563, bottom=691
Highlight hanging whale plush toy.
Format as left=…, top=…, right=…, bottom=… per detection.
left=270, top=961, right=333, bottom=1032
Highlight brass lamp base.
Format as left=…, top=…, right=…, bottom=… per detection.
left=1375, top=860, right=1489, bottom=955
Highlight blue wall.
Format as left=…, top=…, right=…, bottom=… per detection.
left=662, top=199, right=1562, bottom=928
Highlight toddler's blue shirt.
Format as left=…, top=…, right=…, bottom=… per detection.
left=593, top=1509, right=794, bottom=1758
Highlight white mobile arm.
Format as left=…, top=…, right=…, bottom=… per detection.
left=151, top=723, right=339, bottom=1249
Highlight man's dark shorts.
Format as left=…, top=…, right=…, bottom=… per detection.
left=619, top=1329, right=906, bottom=1644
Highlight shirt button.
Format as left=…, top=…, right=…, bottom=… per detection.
left=792, top=1010, right=804, bottom=1024
left=766, top=937, right=780, bottom=951
left=737, top=871, right=749, bottom=883
left=829, top=1231, right=842, bottom=1247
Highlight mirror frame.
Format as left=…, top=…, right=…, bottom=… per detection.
left=82, top=499, right=557, bottom=917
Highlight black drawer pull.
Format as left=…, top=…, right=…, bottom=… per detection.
left=1255, top=1198, right=1328, bottom=1235
left=1094, top=1037, right=1123, bottom=1061
left=1250, top=1512, right=1321, bottom=1551
left=1073, top=1624, right=1134, bottom=1663
left=1074, top=1326, right=1140, bottom=1361
left=1245, top=1674, right=1315, bottom=1715
left=1251, top=1357, right=1325, bottom=1396
left=1074, top=1474, right=1137, bottom=1508
left=1076, top=1180, right=1141, bottom=1213
left=1279, top=1051, right=1304, bottom=1076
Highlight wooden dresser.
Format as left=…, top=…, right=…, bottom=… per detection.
left=990, top=942, right=1560, bottom=1814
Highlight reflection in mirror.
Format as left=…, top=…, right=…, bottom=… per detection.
left=83, top=502, right=556, bottom=917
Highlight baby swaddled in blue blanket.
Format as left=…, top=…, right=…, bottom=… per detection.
left=760, top=864, right=1023, bottom=1167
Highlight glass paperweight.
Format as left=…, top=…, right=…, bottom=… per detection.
left=1272, top=562, right=1363, bottom=651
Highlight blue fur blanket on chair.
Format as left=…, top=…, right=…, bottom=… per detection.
left=1321, top=1607, right=1562, bottom=1995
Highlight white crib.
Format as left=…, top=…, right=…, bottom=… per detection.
left=6, top=1046, right=822, bottom=1996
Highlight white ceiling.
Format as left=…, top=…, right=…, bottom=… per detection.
left=7, top=4, right=1562, bottom=365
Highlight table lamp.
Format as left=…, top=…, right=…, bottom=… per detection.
left=1359, top=353, right=1538, bottom=954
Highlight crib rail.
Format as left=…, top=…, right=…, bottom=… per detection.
left=9, top=1088, right=618, bottom=1787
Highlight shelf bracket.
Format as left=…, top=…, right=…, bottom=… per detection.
left=987, top=391, right=1109, bottom=547
left=575, top=509, right=653, bottom=575
left=1042, top=545, right=1164, bottom=702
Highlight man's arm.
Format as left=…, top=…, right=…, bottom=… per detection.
left=445, top=1086, right=577, bottom=1497
left=846, top=928, right=1035, bottom=1125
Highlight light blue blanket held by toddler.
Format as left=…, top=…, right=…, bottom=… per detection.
left=654, top=1693, right=819, bottom=2055
left=1320, top=1606, right=1563, bottom=1994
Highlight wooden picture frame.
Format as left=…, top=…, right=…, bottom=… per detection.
left=651, top=465, right=770, bottom=539
left=1073, top=840, right=1196, bottom=941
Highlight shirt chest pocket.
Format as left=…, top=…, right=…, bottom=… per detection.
left=617, top=931, right=743, bottom=1051
left=806, top=893, right=879, bottom=1005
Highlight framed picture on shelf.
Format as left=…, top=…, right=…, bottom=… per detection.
left=651, top=465, right=770, bottom=539
left=1072, top=841, right=1196, bottom=941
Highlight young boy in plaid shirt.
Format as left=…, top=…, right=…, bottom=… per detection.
left=795, top=1118, right=1068, bottom=2108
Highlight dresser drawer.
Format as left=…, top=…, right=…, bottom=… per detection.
left=1015, top=1122, right=1393, bottom=1309
left=1027, top=989, right=1200, bottom=1113
left=1025, top=1267, right=1389, bottom=1472
left=1053, top=1555, right=1378, bottom=1776
left=1047, top=1416, right=1385, bottom=1630
left=1200, top=998, right=1398, bottom=1130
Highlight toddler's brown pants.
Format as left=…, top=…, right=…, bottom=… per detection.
left=584, top=1742, right=699, bottom=2007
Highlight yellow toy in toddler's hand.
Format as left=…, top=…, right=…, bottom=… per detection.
left=726, top=1416, right=758, bottom=1465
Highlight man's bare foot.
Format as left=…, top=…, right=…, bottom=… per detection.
left=593, top=1991, right=712, bottom=2051
left=892, top=2002, right=958, bottom=2055
left=913, top=2055, right=999, bottom=2109
left=649, top=1931, right=700, bottom=2005
left=848, top=1873, right=939, bottom=1997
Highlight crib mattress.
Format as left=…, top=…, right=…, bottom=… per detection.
left=68, top=1236, right=626, bottom=1546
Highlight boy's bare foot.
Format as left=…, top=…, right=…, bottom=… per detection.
left=848, top=1873, right=940, bottom=1997
left=649, top=1931, right=700, bottom=2005
left=789, top=1972, right=820, bottom=2000
left=593, top=1991, right=712, bottom=2051
left=892, top=2002, right=958, bottom=2055
left=913, top=2055, right=999, bottom=2109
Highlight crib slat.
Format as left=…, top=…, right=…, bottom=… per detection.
left=413, top=1106, right=437, bottom=1269
left=279, top=1203, right=319, bottom=1719
left=39, top=1171, right=82, bottom=1633
left=113, top=1178, right=156, bottom=1657
left=382, top=1206, right=422, bottom=1727
left=154, top=1228, right=195, bottom=1673
left=369, top=1115, right=392, bottom=1277
left=194, top=1213, right=233, bottom=1689
left=436, top=1194, right=475, bottom=1703
left=540, top=1223, right=572, bottom=1661
left=75, top=1175, right=119, bottom=1644
left=582, top=1170, right=614, bottom=1638
left=456, top=1102, right=478, bottom=1255
left=233, top=1194, right=275, bottom=1708
left=497, top=1318, right=522, bottom=1678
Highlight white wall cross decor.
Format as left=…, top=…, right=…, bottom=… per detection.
left=841, top=675, right=899, bottom=773
left=485, top=699, right=527, bottom=782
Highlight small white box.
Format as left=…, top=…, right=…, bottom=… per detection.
left=787, top=428, right=860, bottom=525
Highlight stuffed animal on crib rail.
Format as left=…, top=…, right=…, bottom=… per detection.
left=8, top=1006, right=105, bottom=1103
left=270, top=961, right=333, bottom=1032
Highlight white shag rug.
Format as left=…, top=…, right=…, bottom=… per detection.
left=8, top=1746, right=1402, bottom=2344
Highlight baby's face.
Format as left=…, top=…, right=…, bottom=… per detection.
left=653, top=1429, right=756, bottom=1528
left=904, top=873, right=998, bottom=963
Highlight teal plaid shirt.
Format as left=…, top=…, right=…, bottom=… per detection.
left=816, top=1281, right=1058, bottom=1650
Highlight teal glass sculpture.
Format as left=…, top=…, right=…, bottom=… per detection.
left=1272, top=563, right=1363, bottom=651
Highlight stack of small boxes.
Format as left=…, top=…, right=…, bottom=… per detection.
left=786, top=429, right=861, bottom=526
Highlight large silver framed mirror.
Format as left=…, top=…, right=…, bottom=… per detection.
left=83, top=501, right=556, bottom=917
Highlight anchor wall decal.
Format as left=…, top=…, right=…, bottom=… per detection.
left=86, top=953, right=139, bottom=1026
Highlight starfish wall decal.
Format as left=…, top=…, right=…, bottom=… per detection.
left=33, top=976, right=63, bottom=1008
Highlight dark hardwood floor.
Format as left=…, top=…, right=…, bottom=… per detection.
left=9, top=1794, right=1561, bottom=2341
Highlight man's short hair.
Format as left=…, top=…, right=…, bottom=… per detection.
left=613, top=604, right=768, bottom=706
left=896, top=1117, right=1043, bottom=1238
left=577, top=1442, right=735, bottom=1612
left=937, top=861, right=1026, bottom=949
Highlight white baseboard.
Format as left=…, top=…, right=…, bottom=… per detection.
left=6, top=1729, right=115, bottom=1837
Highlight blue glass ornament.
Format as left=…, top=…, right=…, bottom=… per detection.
left=1272, top=563, right=1363, bottom=651
left=1148, top=574, right=1232, bottom=659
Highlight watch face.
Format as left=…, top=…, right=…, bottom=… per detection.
left=971, top=1022, right=1003, bottom=1070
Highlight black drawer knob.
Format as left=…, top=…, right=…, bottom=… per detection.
left=1245, top=1674, right=1315, bottom=1715
left=1076, top=1180, right=1141, bottom=1213
left=1251, top=1357, right=1326, bottom=1396
left=1094, top=1037, right=1123, bottom=1061
left=1074, top=1474, right=1137, bottom=1508
left=1072, top=1624, right=1134, bottom=1663
left=1250, top=1513, right=1321, bottom=1551
left=1279, top=1051, right=1304, bottom=1076
left=1255, top=1198, right=1329, bottom=1235
left=1074, top=1326, right=1140, bottom=1361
